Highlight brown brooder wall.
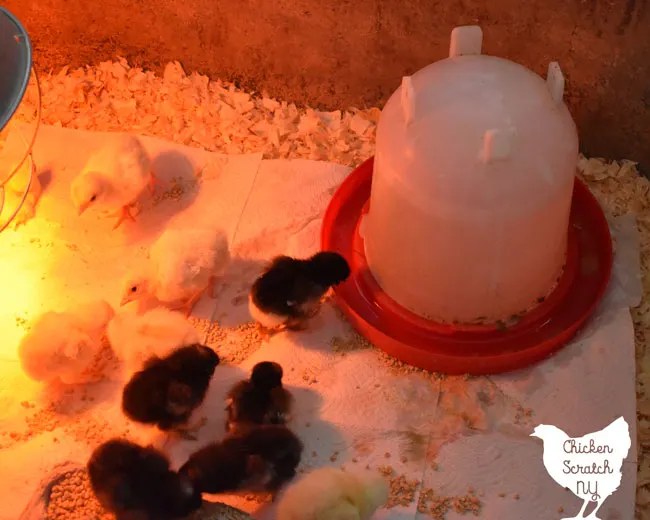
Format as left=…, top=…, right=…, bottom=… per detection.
left=5, top=0, right=650, bottom=171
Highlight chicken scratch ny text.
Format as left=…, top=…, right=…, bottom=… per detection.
left=563, top=439, right=614, bottom=454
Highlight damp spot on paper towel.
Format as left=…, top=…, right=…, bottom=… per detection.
left=513, top=402, right=535, bottom=426
left=399, top=430, right=428, bottom=462
left=352, top=434, right=375, bottom=457
left=328, top=333, right=372, bottom=354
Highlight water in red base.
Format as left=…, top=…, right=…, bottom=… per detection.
left=320, top=157, right=613, bottom=375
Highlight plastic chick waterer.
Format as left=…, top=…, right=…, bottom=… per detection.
left=364, top=26, right=577, bottom=324
left=321, top=26, right=613, bottom=375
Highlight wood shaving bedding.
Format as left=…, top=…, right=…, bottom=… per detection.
left=13, top=59, right=377, bottom=166
left=5, top=59, right=648, bottom=516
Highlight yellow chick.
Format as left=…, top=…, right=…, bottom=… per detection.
left=106, top=307, right=201, bottom=377
left=70, top=134, right=160, bottom=230
left=0, top=157, right=42, bottom=229
left=120, top=226, right=230, bottom=317
left=276, top=467, right=389, bottom=520
left=18, top=300, right=115, bottom=385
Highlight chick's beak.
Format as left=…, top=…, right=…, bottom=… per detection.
left=120, top=294, right=132, bottom=307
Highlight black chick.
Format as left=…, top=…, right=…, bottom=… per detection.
left=225, top=361, right=293, bottom=434
left=122, top=343, right=219, bottom=439
left=87, top=438, right=202, bottom=520
left=248, top=251, right=351, bottom=331
left=179, top=424, right=303, bottom=499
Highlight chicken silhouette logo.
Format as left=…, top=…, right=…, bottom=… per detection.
left=530, top=416, right=631, bottom=519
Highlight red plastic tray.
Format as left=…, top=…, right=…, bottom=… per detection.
left=321, top=157, right=613, bottom=375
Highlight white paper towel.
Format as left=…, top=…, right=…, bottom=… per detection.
left=195, top=159, right=640, bottom=520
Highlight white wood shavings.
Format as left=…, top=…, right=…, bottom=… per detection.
left=8, top=60, right=650, bottom=515
left=577, top=155, right=650, bottom=518
left=16, top=59, right=377, bottom=166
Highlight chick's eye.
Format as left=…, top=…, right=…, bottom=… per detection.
left=130, top=286, right=137, bottom=293
left=90, top=195, right=96, bottom=202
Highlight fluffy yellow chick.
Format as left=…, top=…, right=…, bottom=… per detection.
left=120, top=226, right=230, bottom=317
left=106, top=307, right=201, bottom=376
left=0, top=157, right=42, bottom=229
left=276, top=467, right=389, bottom=520
left=70, top=134, right=161, bottom=230
left=18, top=300, right=115, bottom=385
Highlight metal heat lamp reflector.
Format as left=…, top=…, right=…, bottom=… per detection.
left=0, top=6, right=41, bottom=232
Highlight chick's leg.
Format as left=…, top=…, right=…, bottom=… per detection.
left=112, top=205, right=136, bottom=230
left=208, top=275, right=218, bottom=298
left=147, top=171, right=164, bottom=194
left=177, top=289, right=206, bottom=318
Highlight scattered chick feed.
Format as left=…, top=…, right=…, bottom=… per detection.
left=418, top=487, right=483, bottom=519
left=46, top=469, right=112, bottom=520
left=202, top=319, right=266, bottom=365
left=377, top=466, right=420, bottom=508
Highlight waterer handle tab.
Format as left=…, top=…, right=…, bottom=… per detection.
left=546, top=62, right=565, bottom=106
left=401, top=76, right=415, bottom=127
left=449, top=25, right=483, bottom=57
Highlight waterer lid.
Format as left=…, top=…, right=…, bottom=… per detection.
left=400, top=26, right=568, bottom=144
left=375, top=26, right=576, bottom=209
left=0, top=6, right=32, bottom=133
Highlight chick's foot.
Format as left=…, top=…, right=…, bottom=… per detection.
left=208, top=276, right=218, bottom=298
left=112, top=205, right=136, bottom=230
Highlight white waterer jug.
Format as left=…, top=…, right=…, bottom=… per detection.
left=361, top=25, right=579, bottom=324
